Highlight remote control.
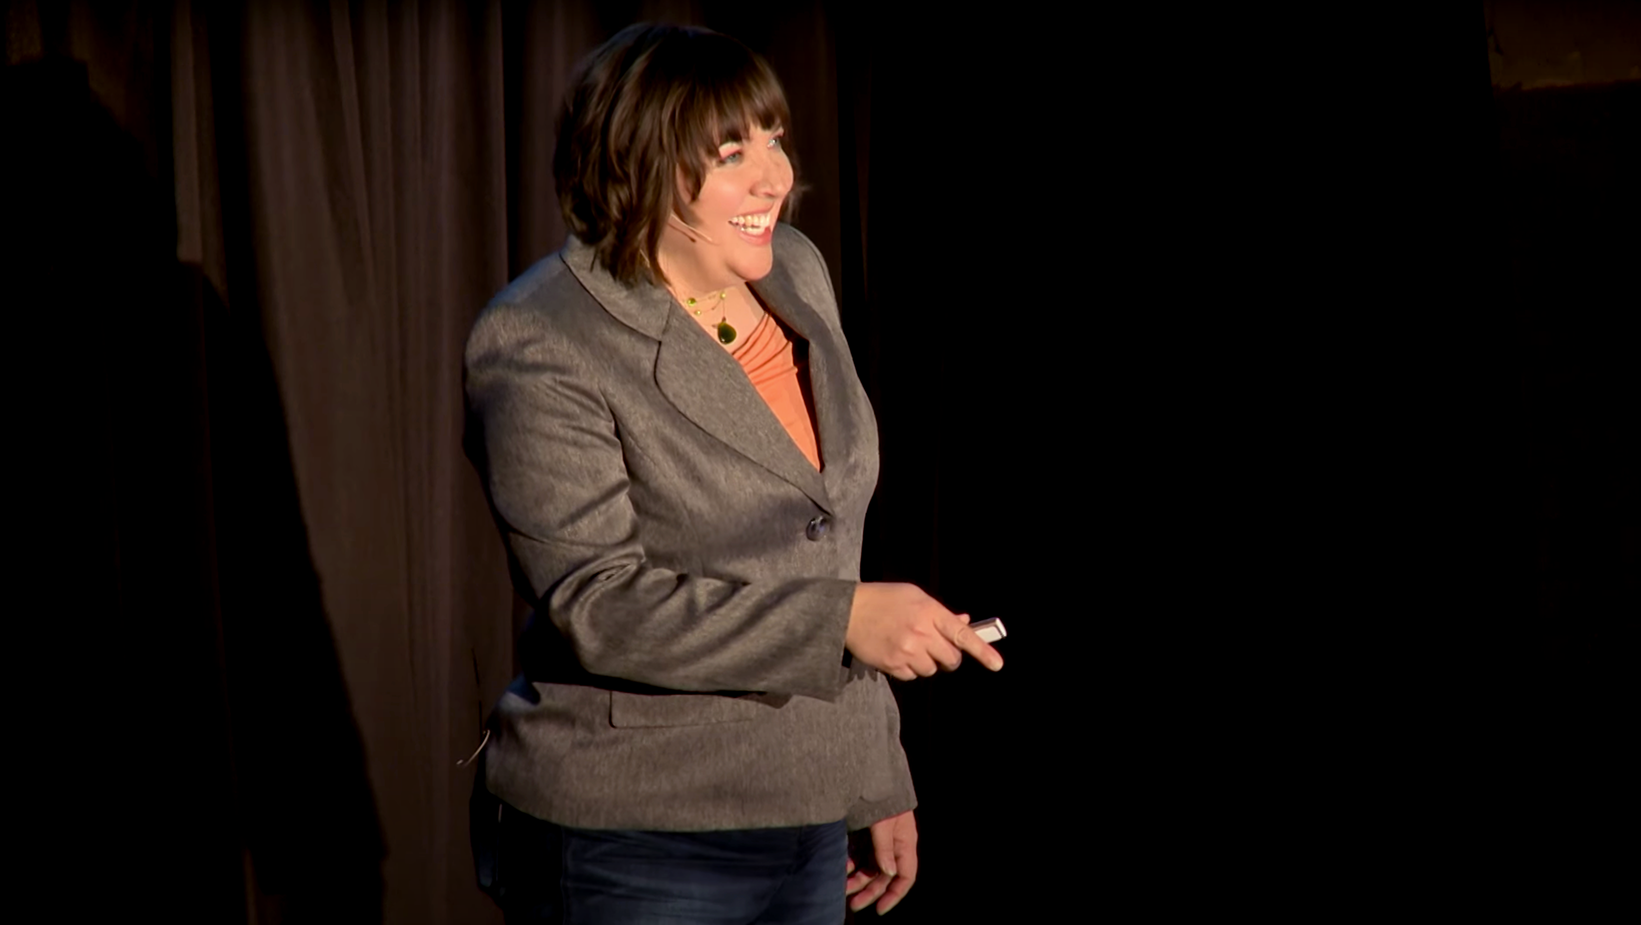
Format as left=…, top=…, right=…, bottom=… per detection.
left=968, top=618, right=1007, bottom=644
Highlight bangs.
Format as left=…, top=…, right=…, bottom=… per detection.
left=554, top=23, right=800, bottom=288
left=684, top=64, right=789, bottom=156
left=659, top=34, right=792, bottom=193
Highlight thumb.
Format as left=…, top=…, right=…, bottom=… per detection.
left=873, top=830, right=898, bottom=878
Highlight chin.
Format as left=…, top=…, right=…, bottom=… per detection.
left=729, top=252, right=775, bottom=283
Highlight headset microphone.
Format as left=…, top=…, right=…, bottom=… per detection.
left=669, top=214, right=718, bottom=245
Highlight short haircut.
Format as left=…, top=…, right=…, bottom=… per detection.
left=554, top=23, right=796, bottom=288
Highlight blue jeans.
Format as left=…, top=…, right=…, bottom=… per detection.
left=479, top=798, right=848, bottom=924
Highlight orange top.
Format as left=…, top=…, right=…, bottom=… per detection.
left=733, top=313, right=822, bottom=471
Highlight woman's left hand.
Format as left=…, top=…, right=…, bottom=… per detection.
left=846, top=810, right=918, bottom=915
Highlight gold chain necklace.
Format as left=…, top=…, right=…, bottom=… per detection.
left=684, top=289, right=738, bottom=345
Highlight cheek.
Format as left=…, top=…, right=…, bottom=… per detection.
left=701, top=179, right=741, bottom=216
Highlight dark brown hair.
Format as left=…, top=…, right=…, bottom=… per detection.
left=554, top=23, right=796, bottom=288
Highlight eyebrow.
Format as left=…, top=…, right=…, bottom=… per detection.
left=717, top=125, right=785, bottom=148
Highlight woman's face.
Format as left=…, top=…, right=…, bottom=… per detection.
left=660, top=124, right=792, bottom=290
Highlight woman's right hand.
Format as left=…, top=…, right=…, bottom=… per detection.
left=844, top=583, right=1004, bottom=681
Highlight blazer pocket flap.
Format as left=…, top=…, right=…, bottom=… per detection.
left=609, top=691, right=786, bottom=728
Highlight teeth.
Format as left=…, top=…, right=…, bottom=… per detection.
left=729, top=212, right=771, bottom=231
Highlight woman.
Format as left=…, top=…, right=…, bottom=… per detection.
left=464, top=23, right=1002, bottom=923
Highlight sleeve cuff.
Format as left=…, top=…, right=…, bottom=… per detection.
left=844, top=790, right=919, bottom=832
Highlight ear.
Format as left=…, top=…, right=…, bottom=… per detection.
left=675, top=159, right=708, bottom=206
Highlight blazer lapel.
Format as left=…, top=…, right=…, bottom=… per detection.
left=562, top=232, right=844, bottom=513
left=750, top=259, right=862, bottom=502
left=654, top=309, right=832, bottom=513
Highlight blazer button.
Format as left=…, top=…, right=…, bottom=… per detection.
left=805, top=515, right=831, bottom=541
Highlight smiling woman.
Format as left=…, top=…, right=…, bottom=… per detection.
left=553, top=24, right=799, bottom=291
left=659, top=121, right=792, bottom=347
left=464, top=21, right=1003, bottom=925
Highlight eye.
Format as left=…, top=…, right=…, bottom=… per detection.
left=716, top=147, right=743, bottom=166
left=768, top=132, right=785, bottom=149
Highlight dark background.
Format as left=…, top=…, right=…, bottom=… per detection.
left=3, top=1, right=1632, bottom=921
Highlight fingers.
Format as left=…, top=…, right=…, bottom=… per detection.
left=853, top=585, right=1004, bottom=680
left=850, top=873, right=892, bottom=913
left=875, top=814, right=919, bottom=915
left=844, top=844, right=877, bottom=899
left=898, top=651, right=941, bottom=679
left=877, top=870, right=915, bottom=915
left=909, top=610, right=964, bottom=674
left=872, top=827, right=897, bottom=880
left=848, top=813, right=917, bottom=915
left=845, top=869, right=874, bottom=896
left=913, top=653, right=940, bottom=677
left=931, top=635, right=963, bottom=671
left=890, top=626, right=990, bottom=678
left=942, top=614, right=1004, bottom=671
left=845, top=847, right=870, bottom=896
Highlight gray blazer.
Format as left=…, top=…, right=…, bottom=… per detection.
left=464, top=224, right=916, bottom=831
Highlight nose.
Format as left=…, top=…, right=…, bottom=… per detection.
left=755, top=147, right=792, bottom=199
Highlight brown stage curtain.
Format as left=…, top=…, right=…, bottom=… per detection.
left=5, top=2, right=857, bottom=923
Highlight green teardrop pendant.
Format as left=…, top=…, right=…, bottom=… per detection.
left=717, top=320, right=737, bottom=345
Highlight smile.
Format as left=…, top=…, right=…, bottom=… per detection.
left=728, top=211, right=773, bottom=233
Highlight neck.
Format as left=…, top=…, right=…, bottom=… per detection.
left=657, top=255, right=739, bottom=306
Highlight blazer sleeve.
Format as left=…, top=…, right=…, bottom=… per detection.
left=845, top=682, right=919, bottom=831
left=779, top=227, right=921, bottom=830
left=464, top=301, right=857, bottom=702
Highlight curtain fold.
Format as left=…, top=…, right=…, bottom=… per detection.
left=8, top=2, right=849, bottom=922
left=226, top=3, right=517, bottom=921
